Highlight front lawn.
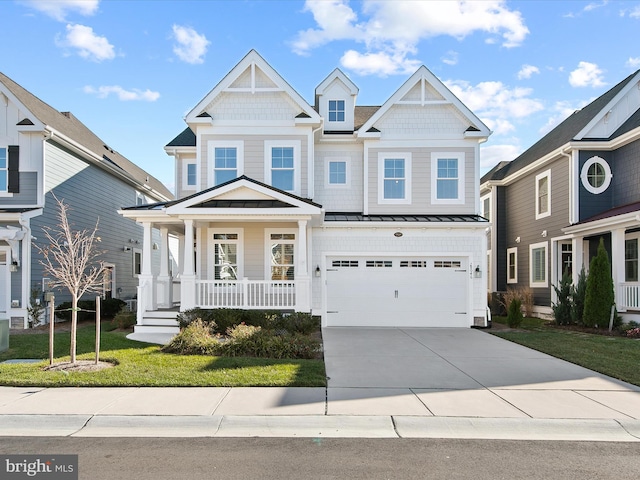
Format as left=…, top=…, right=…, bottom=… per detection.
left=0, top=324, right=326, bottom=387
left=490, top=317, right=640, bottom=387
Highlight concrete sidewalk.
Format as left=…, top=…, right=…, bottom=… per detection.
left=1, top=386, right=639, bottom=441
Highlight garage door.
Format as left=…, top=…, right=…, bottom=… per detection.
left=326, top=256, right=469, bottom=327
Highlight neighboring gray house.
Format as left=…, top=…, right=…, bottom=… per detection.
left=121, top=50, right=491, bottom=337
left=481, top=69, right=640, bottom=322
left=0, top=72, right=173, bottom=328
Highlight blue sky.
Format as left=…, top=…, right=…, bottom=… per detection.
left=2, top=0, right=640, bottom=193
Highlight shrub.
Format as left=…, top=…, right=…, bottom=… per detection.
left=112, top=309, right=136, bottom=330
left=626, top=327, right=640, bottom=338
left=507, top=298, right=523, bottom=328
left=583, top=239, right=615, bottom=328
left=176, top=308, right=217, bottom=329
left=227, top=323, right=261, bottom=340
left=162, top=319, right=220, bottom=355
left=571, top=267, right=587, bottom=325
left=55, top=298, right=126, bottom=322
left=274, top=312, right=319, bottom=335
left=219, top=329, right=321, bottom=359
left=552, top=272, right=573, bottom=325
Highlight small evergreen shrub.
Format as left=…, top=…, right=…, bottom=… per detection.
left=162, top=319, right=220, bottom=355
left=112, top=309, right=137, bottom=330
left=583, top=239, right=615, bottom=328
left=626, top=327, right=640, bottom=338
left=507, top=298, right=523, bottom=328
left=274, top=312, right=319, bottom=335
left=176, top=308, right=217, bottom=329
left=571, top=267, right=587, bottom=325
left=552, top=272, right=573, bottom=325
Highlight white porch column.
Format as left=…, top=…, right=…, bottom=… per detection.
left=157, top=227, right=172, bottom=308
left=611, top=228, right=626, bottom=311
left=572, top=237, right=585, bottom=286
left=181, top=219, right=196, bottom=310
left=139, top=221, right=156, bottom=313
left=296, top=220, right=311, bottom=311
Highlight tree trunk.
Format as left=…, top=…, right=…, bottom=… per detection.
left=49, top=295, right=55, bottom=366
left=70, top=295, right=78, bottom=364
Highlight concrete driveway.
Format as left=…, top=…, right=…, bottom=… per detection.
left=322, top=327, right=640, bottom=418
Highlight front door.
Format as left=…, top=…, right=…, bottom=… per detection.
left=558, top=241, right=573, bottom=279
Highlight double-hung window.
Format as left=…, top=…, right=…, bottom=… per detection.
left=328, top=100, right=345, bottom=122
left=265, top=140, right=300, bottom=194
left=214, top=147, right=237, bottom=186
left=208, top=141, right=243, bottom=187
left=212, top=232, right=242, bottom=281
left=535, top=170, right=551, bottom=219
left=378, top=153, right=411, bottom=204
left=625, top=238, right=638, bottom=282
left=268, top=232, right=295, bottom=281
left=530, top=241, right=548, bottom=287
left=507, top=247, right=518, bottom=283
left=185, top=163, right=197, bottom=189
left=0, top=147, right=7, bottom=192
left=431, top=153, right=465, bottom=204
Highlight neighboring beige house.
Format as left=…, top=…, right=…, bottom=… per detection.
left=121, top=50, right=491, bottom=335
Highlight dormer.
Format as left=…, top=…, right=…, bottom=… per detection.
left=315, top=69, right=358, bottom=133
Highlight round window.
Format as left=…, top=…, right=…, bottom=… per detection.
left=581, top=156, right=612, bottom=194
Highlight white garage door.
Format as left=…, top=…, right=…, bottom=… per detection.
left=326, top=256, right=469, bottom=327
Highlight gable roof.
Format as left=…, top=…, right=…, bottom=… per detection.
left=483, top=69, right=640, bottom=183
left=0, top=71, right=172, bottom=201
left=358, top=65, right=491, bottom=138
left=315, top=68, right=358, bottom=96
left=185, top=50, right=321, bottom=124
left=166, top=127, right=196, bottom=147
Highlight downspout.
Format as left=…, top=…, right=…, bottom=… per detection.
left=18, top=218, right=32, bottom=328
left=309, top=119, right=324, bottom=200
left=556, top=147, right=574, bottom=305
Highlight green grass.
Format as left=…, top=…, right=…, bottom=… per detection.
left=491, top=317, right=640, bottom=387
left=0, top=324, right=326, bottom=387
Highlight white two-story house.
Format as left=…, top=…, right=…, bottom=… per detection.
left=120, top=50, right=491, bottom=334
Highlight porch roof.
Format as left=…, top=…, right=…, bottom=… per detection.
left=563, top=201, right=640, bottom=235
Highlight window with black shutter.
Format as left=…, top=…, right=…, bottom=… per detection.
left=8, top=145, right=19, bottom=193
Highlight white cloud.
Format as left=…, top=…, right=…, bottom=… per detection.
left=627, top=57, right=640, bottom=69
left=441, top=51, right=459, bottom=66
left=340, top=50, right=421, bottom=77
left=569, top=61, right=606, bottom=87
left=56, top=24, right=114, bottom=61
left=538, top=99, right=590, bottom=136
left=19, top=0, right=99, bottom=21
left=480, top=144, right=522, bottom=172
left=584, top=1, right=608, bottom=12
left=631, top=6, right=640, bottom=18
left=171, top=25, right=210, bottom=64
left=517, top=64, right=540, bottom=79
left=84, top=85, right=160, bottom=102
left=446, top=79, right=544, bottom=136
left=293, top=0, right=529, bottom=76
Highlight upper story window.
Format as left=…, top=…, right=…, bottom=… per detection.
left=214, top=148, right=237, bottom=186
left=208, top=141, right=244, bottom=188
left=0, top=147, right=7, bottom=192
left=186, top=163, right=197, bottom=188
left=431, top=153, right=465, bottom=204
left=264, top=140, right=300, bottom=194
left=481, top=194, right=491, bottom=221
left=581, top=156, right=612, bottom=195
left=535, top=170, right=551, bottom=219
left=135, top=191, right=145, bottom=206
left=327, top=159, right=348, bottom=187
left=378, top=152, right=411, bottom=204
left=328, top=100, right=345, bottom=122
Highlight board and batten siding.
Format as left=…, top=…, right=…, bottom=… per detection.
left=503, top=157, right=570, bottom=306
left=367, top=147, right=475, bottom=215
left=199, top=134, right=309, bottom=197
left=30, top=141, right=162, bottom=304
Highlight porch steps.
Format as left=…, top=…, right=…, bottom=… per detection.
left=133, top=310, right=180, bottom=336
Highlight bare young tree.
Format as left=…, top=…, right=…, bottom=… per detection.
left=37, top=196, right=105, bottom=364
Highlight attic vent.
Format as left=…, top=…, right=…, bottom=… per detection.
left=196, top=112, right=211, bottom=118
left=61, top=112, right=71, bottom=118
left=16, top=118, right=34, bottom=126
left=103, top=144, right=114, bottom=153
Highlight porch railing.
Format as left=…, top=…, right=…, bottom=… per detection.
left=196, top=279, right=296, bottom=309
left=620, top=283, right=640, bottom=310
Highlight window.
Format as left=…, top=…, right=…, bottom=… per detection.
left=328, top=160, right=347, bottom=186
left=378, top=153, right=411, bottom=204
left=133, top=248, right=142, bottom=276
left=481, top=194, right=491, bottom=221
left=581, top=156, right=612, bottom=194
left=434, top=261, right=462, bottom=268
left=265, top=141, right=300, bottom=194
left=530, top=242, right=548, bottom=287
left=535, top=170, right=551, bottom=219
left=328, top=100, right=345, bottom=122
left=625, top=239, right=638, bottom=282
left=0, top=147, right=6, bottom=192
left=214, top=147, right=237, bottom=186
left=507, top=247, right=518, bottom=283
left=560, top=243, right=572, bottom=277
left=208, top=141, right=244, bottom=188
left=135, top=191, right=145, bottom=206
left=268, top=232, right=295, bottom=281
left=366, top=260, right=393, bottom=268
left=213, top=233, right=240, bottom=281
left=186, top=163, right=197, bottom=188
left=431, top=153, right=464, bottom=204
